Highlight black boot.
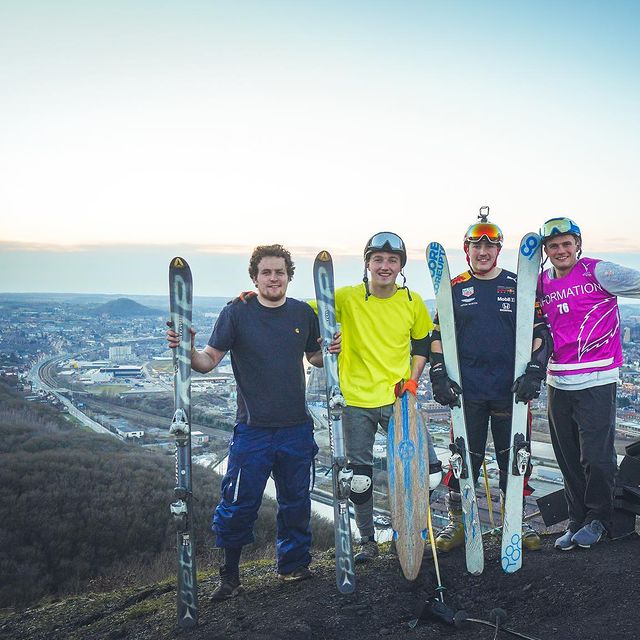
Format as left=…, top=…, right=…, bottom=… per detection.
left=211, top=565, right=243, bottom=601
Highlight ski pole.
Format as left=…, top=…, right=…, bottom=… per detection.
left=482, top=459, right=496, bottom=529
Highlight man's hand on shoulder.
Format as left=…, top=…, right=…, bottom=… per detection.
left=227, top=291, right=257, bottom=305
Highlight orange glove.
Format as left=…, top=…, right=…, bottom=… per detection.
left=396, top=379, right=418, bottom=397
left=227, top=291, right=257, bottom=305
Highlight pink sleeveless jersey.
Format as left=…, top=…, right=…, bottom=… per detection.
left=537, top=257, right=623, bottom=375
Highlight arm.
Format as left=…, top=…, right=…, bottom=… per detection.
left=306, top=331, right=342, bottom=368
left=595, top=261, right=640, bottom=298
left=166, top=323, right=227, bottom=374
left=192, top=345, right=226, bottom=374
left=511, top=322, right=553, bottom=403
left=428, top=335, right=462, bottom=407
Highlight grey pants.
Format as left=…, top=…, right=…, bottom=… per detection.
left=343, top=403, right=438, bottom=539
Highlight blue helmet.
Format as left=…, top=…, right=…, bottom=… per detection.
left=541, top=217, right=581, bottom=243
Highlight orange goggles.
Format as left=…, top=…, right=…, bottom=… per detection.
left=465, top=223, right=503, bottom=244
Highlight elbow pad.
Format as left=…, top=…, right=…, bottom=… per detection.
left=531, top=323, right=553, bottom=369
left=411, top=335, right=431, bottom=358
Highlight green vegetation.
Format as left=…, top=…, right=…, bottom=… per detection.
left=0, top=383, right=333, bottom=609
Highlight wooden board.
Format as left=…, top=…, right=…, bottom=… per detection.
left=387, top=392, right=430, bottom=581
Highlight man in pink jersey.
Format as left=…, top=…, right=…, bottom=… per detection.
left=538, top=217, right=640, bottom=550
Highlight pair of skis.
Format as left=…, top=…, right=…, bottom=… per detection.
left=169, top=257, right=198, bottom=627
left=168, top=252, right=355, bottom=606
left=427, top=233, right=542, bottom=575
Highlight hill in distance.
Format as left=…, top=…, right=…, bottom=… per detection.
left=90, top=297, right=162, bottom=317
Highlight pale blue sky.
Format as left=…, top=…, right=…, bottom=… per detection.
left=1, top=1, right=639, bottom=296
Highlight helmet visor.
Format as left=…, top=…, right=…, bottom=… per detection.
left=367, top=232, right=405, bottom=253
left=541, top=217, right=580, bottom=240
left=465, top=223, right=503, bottom=244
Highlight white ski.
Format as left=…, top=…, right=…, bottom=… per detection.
left=427, top=242, right=484, bottom=576
left=501, top=232, right=542, bottom=573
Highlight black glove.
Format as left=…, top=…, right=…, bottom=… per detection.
left=429, top=360, right=462, bottom=407
left=511, top=361, right=546, bottom=403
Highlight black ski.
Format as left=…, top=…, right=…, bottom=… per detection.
left=313, top=250, right=356, bottom=594
left=169, top=256, right=198, bottom=627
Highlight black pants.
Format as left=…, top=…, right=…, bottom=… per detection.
left=444, top=399, right=532, bottom=495
left=547, top=383, right=617, bottom=531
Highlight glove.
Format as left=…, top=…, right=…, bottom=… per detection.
left=511, top=361, right=546, bottom=403
left=395, top=379, right=418, bottom=397
left=227, top=290, right=257, bottom=305
left=429, top=360, right=462, bottom=407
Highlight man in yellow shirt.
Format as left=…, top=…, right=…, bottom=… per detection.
left=333, top=232, right=438, bottom=562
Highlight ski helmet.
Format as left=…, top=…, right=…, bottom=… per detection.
left=540, top=217, right=581, bottom=243
left=363, top=231, right=407, bottom=267
left=463, top=207, right=503, bottom=274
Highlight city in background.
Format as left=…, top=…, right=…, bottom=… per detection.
left=3, top=291, right=640, bottom=532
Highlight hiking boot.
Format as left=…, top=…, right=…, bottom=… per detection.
left=435, top=496, right=464, bottom=552
left=354, top=536, right=379, bottom=563
left=278, top=565, right=312, bottom=582
left=554, top=529, right=576, bottom=551
left=571, top=520, right=605, bottom=548
left=211, top=566, right=243, bottom=601
left=521, top=520, right=541, bottom=551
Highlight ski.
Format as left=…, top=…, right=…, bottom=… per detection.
left=501, top=233, right=542, bottom=573
left=169, top=256, right=198, bottom=627
left=427, top=242, right=484, bottom=575
left=313, top=250, right=356, bottom=594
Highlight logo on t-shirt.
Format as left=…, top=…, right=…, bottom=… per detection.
left=462, top=286, right=474, bottom=298
left=294, top=327, right=300, bottom=334
left=497, top=286, right=515, bottom=295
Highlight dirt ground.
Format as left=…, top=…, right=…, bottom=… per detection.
left=2, top=530, right=638, bottom=640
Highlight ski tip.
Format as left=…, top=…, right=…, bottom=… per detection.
left=170, top=256, right=189, bottom=270
left=315, top=250, right=332, bottom=262
left=518, top=233, right=542, bottom=261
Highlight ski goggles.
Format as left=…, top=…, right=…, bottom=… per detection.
left=541, top=217, right=581, bottom=240
left=366, top=232, right=405, bottom=253
left=464, top=223, right=503, bottom=244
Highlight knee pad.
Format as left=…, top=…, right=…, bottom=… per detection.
left=350, top=464, right=373, bottom=505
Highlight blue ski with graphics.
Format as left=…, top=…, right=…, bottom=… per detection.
left=169, top=256, right=198, bottom=627
left=313, top=250, right=356, bottom=594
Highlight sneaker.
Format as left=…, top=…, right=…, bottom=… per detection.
left=522, top=521, right=541, bottom=551
left=554, top=529, right=576, bottom=551
left=211, top=566, right=243, bottom=601
left=277, top=565, right=312, bottom=582
left=354, top=536, right=379, bottom=563
left=571, top=520, right=605, bottom=548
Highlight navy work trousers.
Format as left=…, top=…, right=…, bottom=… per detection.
left=212, top=421, right=317, bottom=574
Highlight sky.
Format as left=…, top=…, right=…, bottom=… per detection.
left=1, top=1, right=639, bottom=298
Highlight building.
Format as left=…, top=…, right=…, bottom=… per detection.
left=109, top=345, right=133, bottom=363
left=99, top=365, right=144, bottom=379
left=192, top=431, right=209, bottom=445
left=115, top=426, right=145, bottom=439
